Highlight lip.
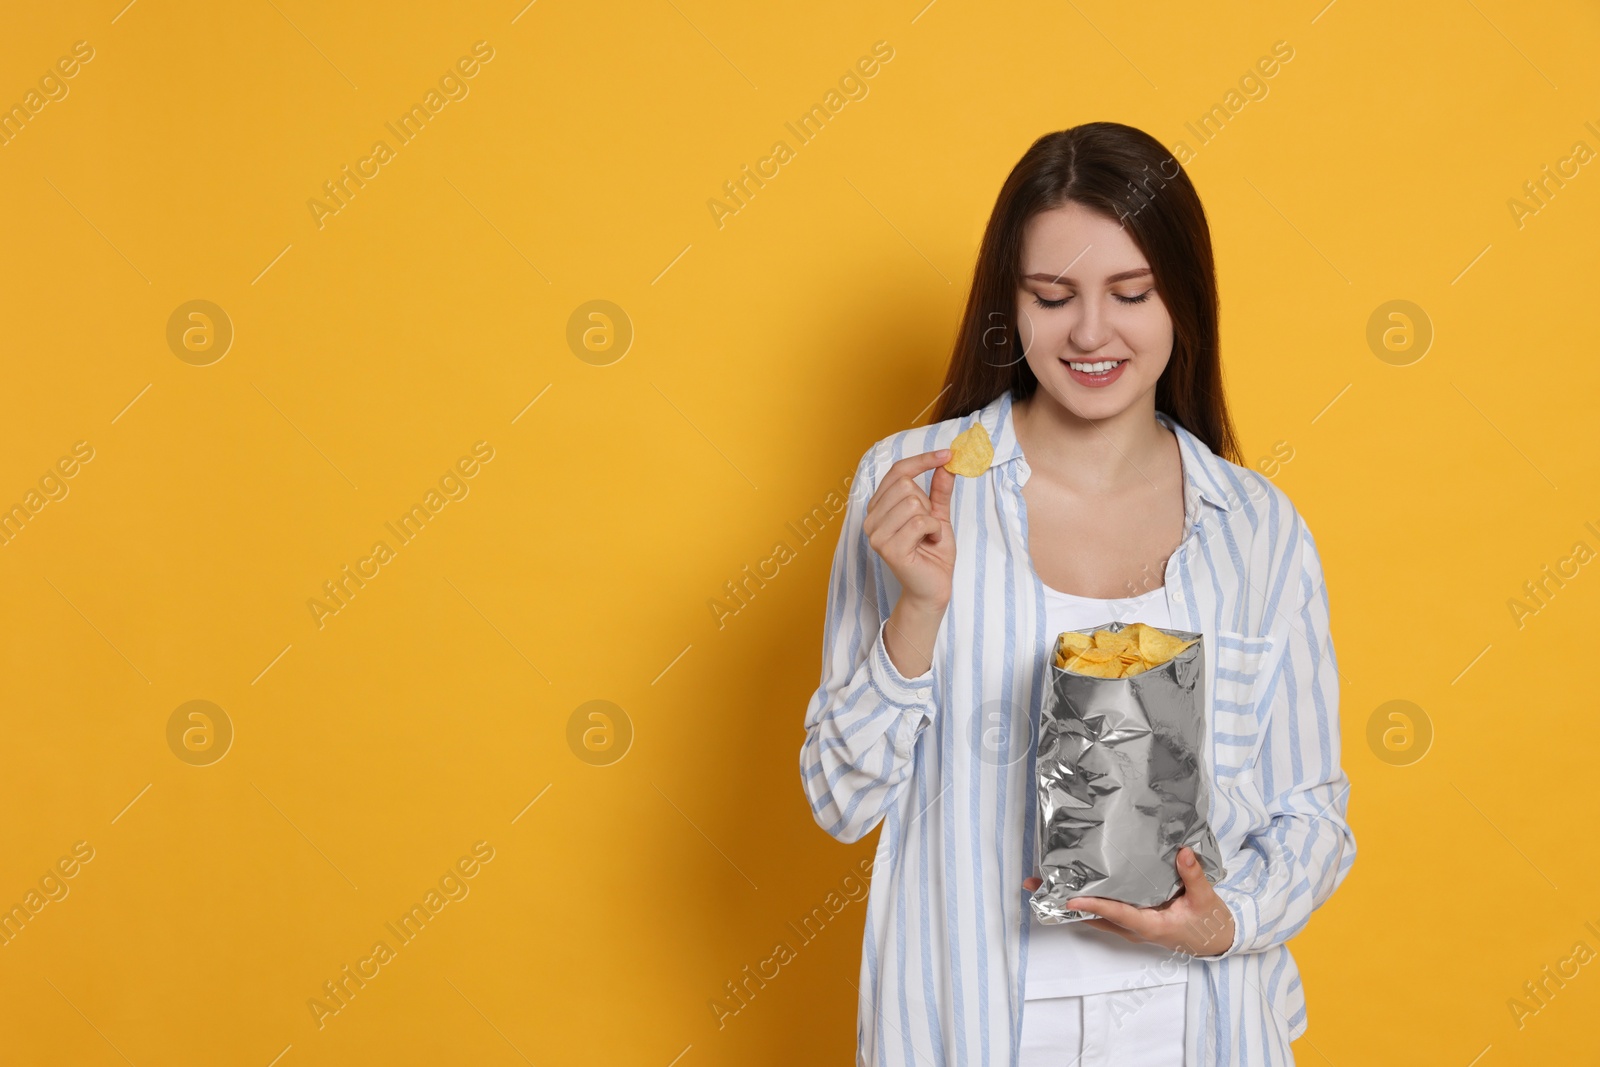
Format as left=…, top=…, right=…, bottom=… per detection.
left=1062, top=357, right=1129, bottom=388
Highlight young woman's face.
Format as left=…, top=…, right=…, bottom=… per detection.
left=1015, top=201, right=1174, bottom=422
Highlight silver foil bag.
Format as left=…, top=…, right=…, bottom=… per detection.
left=1029, top=620, right=1227, bottom=924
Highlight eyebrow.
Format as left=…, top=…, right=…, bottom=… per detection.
left=1023, top=268, right=1153, bottom=285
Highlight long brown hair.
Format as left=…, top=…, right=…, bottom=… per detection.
left=932, top=121, right=1242, bottom=465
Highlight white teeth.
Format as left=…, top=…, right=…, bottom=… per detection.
left=1067, top=360, right=1123, bottom=373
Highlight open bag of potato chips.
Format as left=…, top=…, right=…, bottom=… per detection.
left=1029, top=620, right=1229, bottom=924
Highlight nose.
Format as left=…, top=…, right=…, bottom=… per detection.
left=1069, top=294, right=1107, bottom=352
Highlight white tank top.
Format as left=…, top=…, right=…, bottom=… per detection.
left=1026, top=582, right=1191, bottom=999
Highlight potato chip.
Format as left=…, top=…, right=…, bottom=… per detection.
left=943, top=423, right=994, bottom=477
left=1135, top=625, right=1197, bottom=665
left=1058, top=632, right=1092, bottom=655
left=1071, top=656, right=1123, bottom=678
left=1091, top=630, right=1135, bottom=655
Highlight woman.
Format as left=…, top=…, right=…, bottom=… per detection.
left=799, top=122, right=1356, bottom=1067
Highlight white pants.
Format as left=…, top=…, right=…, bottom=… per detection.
left=1019, top=982, right=1187, bottom=1067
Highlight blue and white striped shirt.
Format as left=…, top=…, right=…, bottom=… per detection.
left=799, top=387, right=1356, bottom=1066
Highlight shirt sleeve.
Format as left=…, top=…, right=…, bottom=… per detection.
left=1191, top=520, right=1357, bottom=959
left=798, top=443, right=939, bottom=845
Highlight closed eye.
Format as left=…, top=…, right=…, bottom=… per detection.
left=1032, top=289, right=1154, bottom=309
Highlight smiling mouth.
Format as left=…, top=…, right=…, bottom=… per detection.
left=1064, top=359, right=1126, bottom=373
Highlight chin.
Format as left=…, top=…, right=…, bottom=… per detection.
left=1050, top=379, right=1142, bottom=422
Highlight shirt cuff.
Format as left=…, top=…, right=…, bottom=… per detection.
left=868, top=618, right=935, bottom=758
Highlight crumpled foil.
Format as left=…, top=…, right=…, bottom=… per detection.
left=1029, top=620, right=1227, bottom=924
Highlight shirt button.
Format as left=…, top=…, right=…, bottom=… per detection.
left=916, top=687, right=931, bottom=699
left=1172, top=591, right=1185, bottom=604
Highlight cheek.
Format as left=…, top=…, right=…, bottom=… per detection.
left=1129, top=307, right=1175, bottom=364
left=1016, top=305, right=1072, bottom=350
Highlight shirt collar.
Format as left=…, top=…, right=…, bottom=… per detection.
left=980, top=388, right=1237, bottom=517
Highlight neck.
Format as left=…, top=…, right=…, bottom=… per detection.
left=1014, top=389, right=1173, bottom=494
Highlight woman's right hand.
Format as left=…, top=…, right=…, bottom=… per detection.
left=865, top=448, right=958, bottom=612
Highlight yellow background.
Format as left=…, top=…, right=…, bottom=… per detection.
left=1, top=0, right=1597, bottom=1063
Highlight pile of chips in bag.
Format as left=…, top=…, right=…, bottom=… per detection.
left=1053, top=622, right=1196, bottom=678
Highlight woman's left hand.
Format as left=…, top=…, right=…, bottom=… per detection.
left=1021, top=846, right=1235, bottom=957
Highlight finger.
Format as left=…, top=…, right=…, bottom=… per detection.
left=863, top=477, right=930, bottom=540
left=869, top=492, right=931, bottom=546
left=1069, top=896, right=1146, bottom=936
left=1023, top=878, right=1041, bottom=892
left=1175, top=847, right=1213, bottom=897
left=881, top=514, right=941, bottom=563
left=869, top=449, right=951, bottom=514
left=927, top=464, right=955, bottom=524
